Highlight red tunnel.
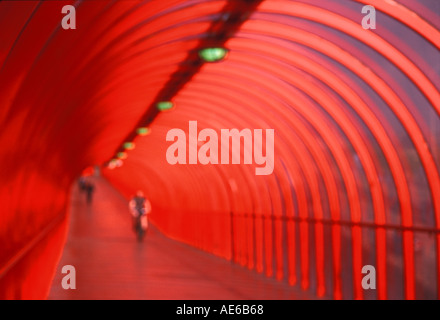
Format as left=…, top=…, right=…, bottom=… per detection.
left=0, top=0, right=439, bottom=300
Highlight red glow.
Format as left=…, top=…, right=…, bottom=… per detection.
left=0, top=0, right=439, bottom=300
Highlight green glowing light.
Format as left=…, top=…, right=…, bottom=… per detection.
left=199, top=47, right=228, bottom=62
left=157, top=101, right=174, bottom=111
left=123, top=142, right=135, bottom=150
left=117, top=152, right=127, bottom=159
left=136, top=127, right=151, bottom=136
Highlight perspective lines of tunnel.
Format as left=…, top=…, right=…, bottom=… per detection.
left=48, top=177, right=311, bottom=300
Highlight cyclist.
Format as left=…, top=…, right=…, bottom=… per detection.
left=129, top=190, right=151, bottom=241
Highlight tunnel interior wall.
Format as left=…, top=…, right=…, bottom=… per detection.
left=0, top=0, right=439, bottom=300
left=102, top=0, right=440, bottom=300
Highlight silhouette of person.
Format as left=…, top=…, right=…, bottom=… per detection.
left=78, top=177, right=86, bottom=192
left=129, top=190, right=151, bottom=239
left=85, top=181, right=95, bottom=204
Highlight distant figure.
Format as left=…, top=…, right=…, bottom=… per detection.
left=129, top=190, right=151, bottom=241
left=78, top=177, right=86, bottom=192
left=84, top=181, right=95, bottom=204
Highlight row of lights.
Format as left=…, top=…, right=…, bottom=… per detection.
left=107, top=47, right=229, bottom=170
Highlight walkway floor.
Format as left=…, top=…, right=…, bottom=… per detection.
left=48, top=176, right=312, bottom=300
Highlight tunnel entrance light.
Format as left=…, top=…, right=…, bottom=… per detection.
left=199, top=47, right=228, bottom=62
left=136, top=127, right=151, bottom=136
left=123, top=142, right=135, bottom=150
left=157, top=101, right=174, bottom=111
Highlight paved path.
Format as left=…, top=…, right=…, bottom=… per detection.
left=48, top=177, right=312, bottom=300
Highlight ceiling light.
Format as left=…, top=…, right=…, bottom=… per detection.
left=136, top=127, right=151, bottom=136
left=157, top=101, right=174, bottom=111
left=199, top=47, right=228, bottom=62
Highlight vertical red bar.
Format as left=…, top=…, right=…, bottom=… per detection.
left=376, top=227, right=387, bottom=300
left=247, top=213, right=255, bottom=270
left=332, top=224, right=342, bottom=299
left=265, top=215, right=273, bottom=277
left=287, top=220, right=297, bottom=285
left=315, top=221, right=325, bottom=297
left=437, top=234, right=440, bottom=300
left=231, top=212, right=236, bottom=262
left=255, top=215, right=264, bottom=273
left=240, top=214, right=246, bottom=266
left=352, top=225, right=363, bottom=300
left=236, top=214, right=242, bottom=265
left=299, top=220, right=309, bottom=290
left=403, top=230, right=415, bottom=299
left=275, top=219, right=284, bottom=280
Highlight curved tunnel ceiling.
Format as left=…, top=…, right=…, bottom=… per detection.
left=0, top=0, right=439, bottom=300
